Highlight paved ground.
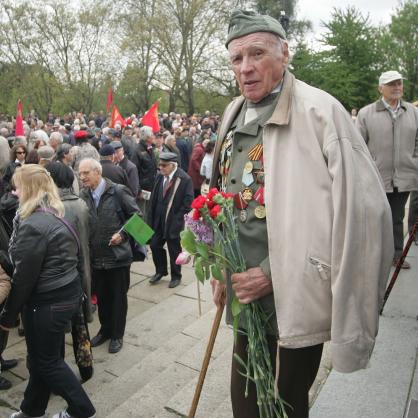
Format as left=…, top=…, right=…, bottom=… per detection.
left=0, top=237, right=416, bottom=417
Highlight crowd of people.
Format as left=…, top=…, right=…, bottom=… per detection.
left=0, top=7, right=417, bottom=418
left=0, top=110, right=218, bottom=418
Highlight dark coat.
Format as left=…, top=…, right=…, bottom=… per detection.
left=80, top=179, right=139, bottom=270
left=121, top=135, right=137, bottom=165
left=2, top=161, right=22, bottom=190
left=100, top=160, right=130, bottom=189
left=0, top=211, right=81, bottom=328
left=148, top=168, right=193, bottom=239
left=176, top=137, right=192, bottom=172
left=135, top=141, right=158, bottom=192
left=119, top=156, right=140, bottom=197
left=60, top=188, right=93, bottom=322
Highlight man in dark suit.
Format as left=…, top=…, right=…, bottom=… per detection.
left=148, top=152, right=194, bottom=288
left=99, top=144, right=130, bottom=191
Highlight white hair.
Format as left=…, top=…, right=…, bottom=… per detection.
left=49, top=131, right=63, bottom=144
left=139, top=125, right=153, bottom=141
left=79, top=157, right=102, bottom=174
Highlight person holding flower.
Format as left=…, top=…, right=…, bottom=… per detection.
left=209, top=9, right=394, bottom=418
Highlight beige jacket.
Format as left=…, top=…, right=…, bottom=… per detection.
left=0, top=265, right=11, bottom=305
left=213, top=72, right=394, bottom=373
left=356, top=99, right=418, bottom=192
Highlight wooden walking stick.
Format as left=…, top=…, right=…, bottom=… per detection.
left=188, top=300, right=225, bottom=418
left=380, top=218, right=418, bottom=314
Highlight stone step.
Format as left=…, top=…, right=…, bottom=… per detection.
left=107, top=321, right=233, bottom=418
left=207, top=396, right=233, bottom=418
left=162, top=341, right=233, bottom=418
left=90, top=305, right=228, bottom=417
left=0, top=276, right=212, bottom=416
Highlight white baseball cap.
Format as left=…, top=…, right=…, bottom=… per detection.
left=379, top=70, right=404, bottom=85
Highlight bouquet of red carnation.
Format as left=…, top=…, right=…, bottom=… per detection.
left=178, top=188, right=288, bottom=418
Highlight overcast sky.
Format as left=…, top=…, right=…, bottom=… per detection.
left=297, top=0, right=400, bottom=48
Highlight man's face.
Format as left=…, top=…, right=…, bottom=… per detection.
left=79, top=161, right=101, bottom=189
left=379, top=79, right=403, bottom=102
left=155, top=136, right=164, bottom=147
left=159, top=161, right=175, bottom=176
left=115, top=147, right=124, bottom=163
left=228, top=32, right=289, bottom=103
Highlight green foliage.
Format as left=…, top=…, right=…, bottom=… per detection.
left=180, top=229, right=197, bottom=254
left=1, top=1, right=416, bottom=116
left=210, top=263, right=224, bottom=282
left=381, top=0, right=418, bottom=101
left=293, top=7, right=380, bottom=110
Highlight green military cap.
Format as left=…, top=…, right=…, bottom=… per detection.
left=225, top=10, right=286, bottom=48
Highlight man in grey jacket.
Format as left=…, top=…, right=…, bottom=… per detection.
left=356, top=71, right=418, bottom=268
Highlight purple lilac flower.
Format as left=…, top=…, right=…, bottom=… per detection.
left=184, top=212, right=214, bottom=245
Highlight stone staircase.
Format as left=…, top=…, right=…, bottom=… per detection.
left=0, top=259, right=331, bottom=418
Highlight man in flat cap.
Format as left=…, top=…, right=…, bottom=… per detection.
left=99, top=144, right=130, bottom=191
left=357, top=71, right=418, bottom=269
left=211, top=10, right=393, bottom=417
left=111, top=140, right=140, bottom=197
left=148, top=152, right=193, bottom=288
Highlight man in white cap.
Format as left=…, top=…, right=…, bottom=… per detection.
left=357, top=70, right=418, bottom=268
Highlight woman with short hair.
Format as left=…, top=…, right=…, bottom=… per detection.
left=0, top=164, right=96, bottom=418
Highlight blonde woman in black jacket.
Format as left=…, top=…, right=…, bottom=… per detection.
left=0, top=164, right=95, bottom=418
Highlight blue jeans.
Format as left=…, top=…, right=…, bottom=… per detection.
left=21, top=299, right=95, bottom=418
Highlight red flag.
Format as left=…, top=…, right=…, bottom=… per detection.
left=141, top=101, right=160, bottom=133
left=15, top=100, right=24, bottom=137
left=110, top=105, right=125, bottom=128
left=106, top=87, right=113, bottom=113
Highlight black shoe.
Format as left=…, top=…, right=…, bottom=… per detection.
left=18, top=327, right=25, bottom=337
left=0, top=375, right=12, bottom=390
left=108, top=339, right=123, bottom=354
left=168, top=279, right=181, bottom=288
left=149, top=273, right=166, bottom=284
left=91, top=333, right=109, bottom=347
left=1, top=358, right=17, bottom=371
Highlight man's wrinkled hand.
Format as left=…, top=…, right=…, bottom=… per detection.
left=231, top=267, right=272, bottom=304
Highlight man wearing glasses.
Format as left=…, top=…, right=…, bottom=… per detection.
left=147, top=152, right=193, bottom=288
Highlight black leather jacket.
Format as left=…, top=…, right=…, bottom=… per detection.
left=80, top=179, right=140, bottom=270
left=0, top=210, right=81, bottom=328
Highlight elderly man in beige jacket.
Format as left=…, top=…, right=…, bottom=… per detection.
left=211, top=10, right=394, bottom=418
left=356, top=70, right=418, bottom=268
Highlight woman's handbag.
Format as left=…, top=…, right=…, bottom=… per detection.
left=71, top=301, right=93, bottom=382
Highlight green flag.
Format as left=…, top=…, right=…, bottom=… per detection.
left=123, top=213, right=154, bottom=245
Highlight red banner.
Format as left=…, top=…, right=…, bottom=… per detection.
left=15, top=100, right=24, bottom=137
left=141, top=101, right=160, bottom=133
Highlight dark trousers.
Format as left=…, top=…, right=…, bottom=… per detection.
left=408, top=191, right=418, bottom=234
left=231, top=333, right=323, bottom=418
left=387, top=190, right=410, bottom=258
left=93, top=266, right=130, bottom=339
left=150, top=229, right=182, bottom=281
left=20, top=300, right=95, bottom=418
